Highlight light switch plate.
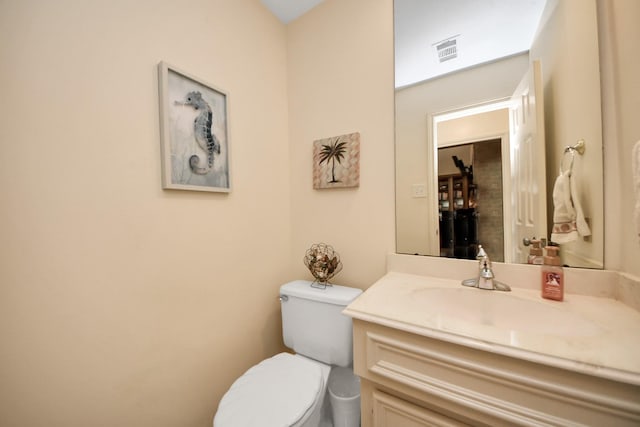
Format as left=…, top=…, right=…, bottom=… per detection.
left=412, top=184, right=426, bottom=198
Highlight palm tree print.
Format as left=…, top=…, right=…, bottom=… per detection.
left=319, top=137, right=348, bottom=183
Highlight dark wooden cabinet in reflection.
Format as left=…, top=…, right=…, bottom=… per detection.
left=438, top=174, right=477, bottom=259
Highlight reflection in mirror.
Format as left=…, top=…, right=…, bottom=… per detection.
left=394, top=0, right=604, bottom=268
left=438, top=140, right=503, bottom=261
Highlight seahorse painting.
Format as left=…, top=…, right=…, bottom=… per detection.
left=175, top=91, right=221, bottom=175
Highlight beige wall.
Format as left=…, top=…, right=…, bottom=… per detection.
left=530, top=0, right=604, bottom=268
left=0, top=0, right=292, bottom=425
left=437, top=109, right=509, bottom=148
left=0, top=0, right=395, bottom=425
left=286, top=0, right=396, bottom=288
left=599, top=0, right=640, bottom=277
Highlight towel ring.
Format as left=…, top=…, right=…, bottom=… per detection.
left=564, top=139, right=586, bottom=155
left=561, top=139, right=585, bottom=173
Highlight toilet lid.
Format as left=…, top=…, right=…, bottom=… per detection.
left=214, top=353, right=324, bottom=427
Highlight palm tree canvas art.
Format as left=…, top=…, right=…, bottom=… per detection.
left=313, top=132, right=360, bottom=189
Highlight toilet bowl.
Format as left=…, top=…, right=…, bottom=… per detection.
left=213, top=280, right=362, bottom=427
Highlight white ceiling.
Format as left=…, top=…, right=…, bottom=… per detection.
left=261, top=0, right=326, bottom=24
left=395, top=0, right=547, bottom=87
left=261, top=0, right=547, bottom=87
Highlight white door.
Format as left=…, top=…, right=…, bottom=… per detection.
left=509, top=60, right=547, bottom=263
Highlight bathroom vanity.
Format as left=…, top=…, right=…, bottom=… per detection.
left=344, top=255, right=640, bottom=426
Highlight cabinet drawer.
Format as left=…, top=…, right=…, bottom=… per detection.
left=372, top=389, right=468, bottom=427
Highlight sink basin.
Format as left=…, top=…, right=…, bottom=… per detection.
left=413, top=287, right=603, bottom=337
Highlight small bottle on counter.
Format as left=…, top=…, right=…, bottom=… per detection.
left=527, top=239, right=544, bottom=265
left=541, top=245, right=564, bottom=301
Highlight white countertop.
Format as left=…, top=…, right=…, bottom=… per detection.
left=344, top=271, right=640, bottom=386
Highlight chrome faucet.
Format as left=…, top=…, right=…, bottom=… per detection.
left=461, top=245, right=511, bottom=291
left=478, top=259, right=495, bottom=290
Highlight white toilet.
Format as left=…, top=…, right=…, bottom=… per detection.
left=213, top=280, right=362, bottom=427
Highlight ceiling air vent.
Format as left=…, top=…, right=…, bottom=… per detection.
left=435, top=37, right=458, bottom=63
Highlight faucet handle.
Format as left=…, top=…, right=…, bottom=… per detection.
left=476, top=245, right=491, bottom=270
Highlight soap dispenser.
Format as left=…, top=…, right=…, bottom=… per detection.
left=541, top=245, right=564, bottom=301
left=527, top=239, right=544, bottom=265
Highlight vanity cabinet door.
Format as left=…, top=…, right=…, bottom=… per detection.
left=372, top=389, right=468, bottom=427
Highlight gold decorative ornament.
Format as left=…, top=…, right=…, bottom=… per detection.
left=303, top=243, right=343, bottom=287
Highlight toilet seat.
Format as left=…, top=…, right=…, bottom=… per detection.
left=214, top=353, right=324, bottom=427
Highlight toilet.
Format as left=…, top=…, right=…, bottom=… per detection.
left=213, top=280, right=362, bottom=427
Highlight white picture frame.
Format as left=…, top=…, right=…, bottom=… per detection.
left=158, top=61, right=231, bottom=192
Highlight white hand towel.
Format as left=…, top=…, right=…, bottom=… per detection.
left=551, top=170, right=577, bottom=243
left=634, top=140, right=640, bottom=243
left=551, top=165, right=591, bottom=244
left=570, top=163, right=592, bottom=238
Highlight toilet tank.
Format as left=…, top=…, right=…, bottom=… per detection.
left=280, top=280, right=362, bottom=367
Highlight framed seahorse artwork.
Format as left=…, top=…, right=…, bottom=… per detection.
left=312, top=132, right=360, bottom=189
left=158, top=61, right=231, bottom=192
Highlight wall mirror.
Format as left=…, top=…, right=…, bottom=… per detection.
left=394, top=0, right=604, bottom=268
